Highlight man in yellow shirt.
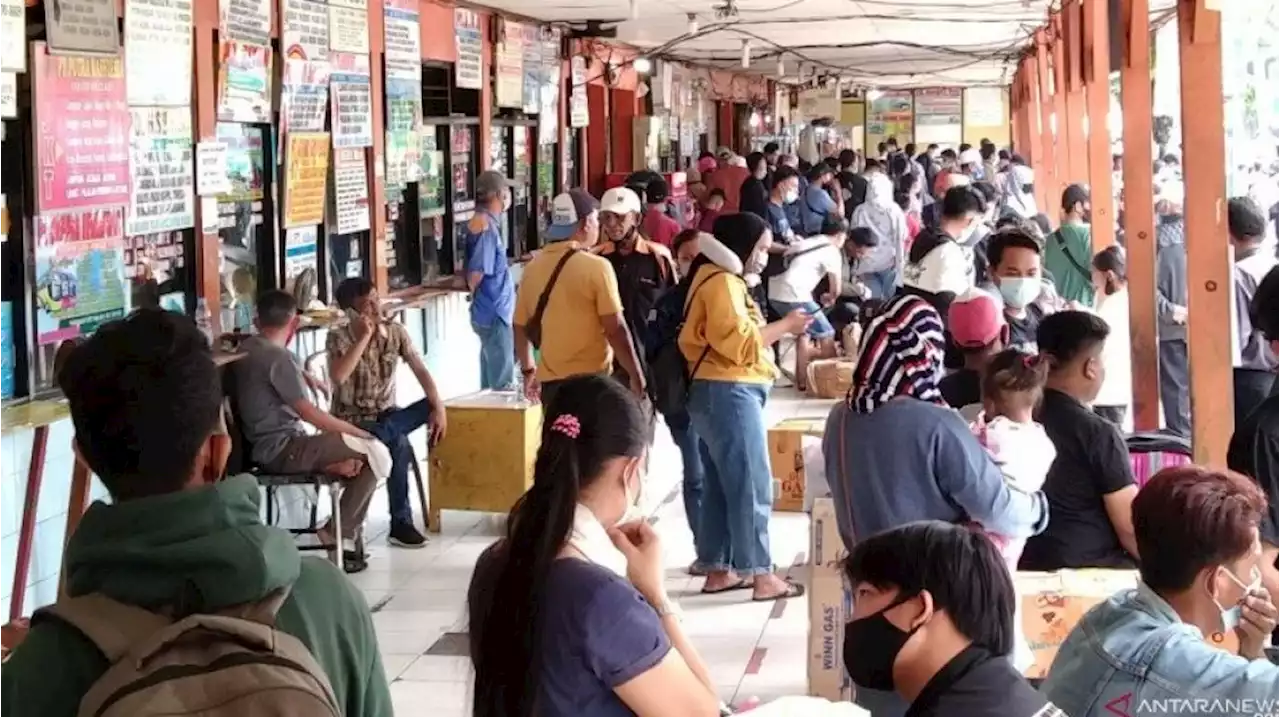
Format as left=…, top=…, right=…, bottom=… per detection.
left=514, top=189, right=646, bottom=407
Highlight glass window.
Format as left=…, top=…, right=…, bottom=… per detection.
left=215, top=123, right=269, bottom=333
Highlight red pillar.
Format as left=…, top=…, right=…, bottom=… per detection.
left=1083, top=0, right=1115, bottom=251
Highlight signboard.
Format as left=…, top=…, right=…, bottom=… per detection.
left=570, top=56, right=589, bottom=128
left=332, top=148, right=370, bottom=234
left=328, top=4, right=369, bottom=54
left=32, top=49, right=131, bottom=213
left=454, top=8, right=482, bottom=90
left=34, top=205, right=130, bottom=345
left=216, top=122, right=265, bottom=203
left=495, top=20, right=524, bottom=109
left=383, top=0, right=420, bottom=80
left=418, top=133, right=444, bottom=218
left=330, top=53, right=372, bottom=148
left=522, top=25, right=542, bottom=114
left=866, top=90, right=914, bottom=149
left=196, top=141, right=231, bottom=196
left=797, top=87, right=841, bottom=123
left=284, top=226, right=318, bottom=280
left=964, top=87, right=1006, bottom=127
left=538, top=40, right=561, bottom=145
left=914, top=87, right=963, bottom=148
left=281, top=0, right=329, bottom=62
left=217, top=41, right=272, bottom=123
left=283, top=132, right=330, bottom=227
left=127, top=107, right=195, bottom=236
left=0, top=72, right=14, bottom=118
left=125, top=0, right=193, bottom=106
left=384, top=129, right=419, bottom=188
left=44, top=0, right=119, bottom=55
left=385, top=77, right=418, bottom=132
left=2, top=0, right=26, bottom=72
left=281, top=58, right=330, bottom=133
left=220, top=0, right=271, bottom=46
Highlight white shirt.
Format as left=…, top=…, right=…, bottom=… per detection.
left=768, top=240, right=843, bottom=303
left=902, top=240, right=974, bottom=296
left=1095, top=286, right=1133, bottom=408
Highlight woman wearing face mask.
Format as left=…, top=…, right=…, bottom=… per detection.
left=843, top=521, right=1066, bottom=717
left=851, top=171, right=910, bottom=299
left=1091, top=245, right=1132, bottom=427
left=739, top=151, right=772, bottom=221
left=468, top=375, right=722, bottom=717
left=985, top=228, right=1049, bottom=353
left=680, top=213, right=811, bottom=600
left=1043, top=465, right=1279, bottom=716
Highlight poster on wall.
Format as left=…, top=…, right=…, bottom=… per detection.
left=913, top=87, right=962, bottom=147
left=521, top=25, right=542, bottom=115
left=196, top=141, right=231, bottom=196
left=0, top=72, right=14, bottom=118
left=332, top=148, right=370, bottom=234
left=281, top=58, right=330, bottom=133
left=284, top=226, right=319, bottom=280
left=538, top=50, right=561, bottom=145
left=32, top=48, right=131, bottom=213
left=494, top=20, right=524, bottom=109
left=964, top=87, right=1006, bottom=128
left=34, top=205, right=130, bottom=345
left=282, top=0, right=329, bottom=62
left=125, top=230, right=188, bottom=312
left=216, top=122, right=265, bottom=203
left=454, top=8, right=483, bottom=90
left=385, top=77, right=420, bottom=133
left=220, top=0, right=272, bottom=46
left=127, top=107, right=195, bottom=236
left=384, top=129, right=419, bottom=189
left=328, top=4, right=369, bottom=54
left=569, top=56, right=589, bottom=128
left=866, top=90, right=914, bottom=148
left=125, top=0, right=193, bottom=106
left=418, top=138, right=445, bottom=218
left=330, top=53, right=373, bottom=148
left=44, top=0, right=119, bottom=55
left=383, top=0, right=420, bottom=80
left=283, top=132, right=330, bottom=227
left=1, top=0, right=24, bottom=72
left=217, top=41, right=272, bottom=123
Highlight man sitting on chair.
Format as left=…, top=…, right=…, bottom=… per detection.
left=327, top=277, right=447, bottom=549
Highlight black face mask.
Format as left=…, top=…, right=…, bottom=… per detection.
left=842, top=595, right=922, bottom=692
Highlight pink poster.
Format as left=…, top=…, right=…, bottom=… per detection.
left=32, top=45, right=132, bottom=213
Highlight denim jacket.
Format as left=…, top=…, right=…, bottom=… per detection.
left=1041, top=584, right=1279, bottom=717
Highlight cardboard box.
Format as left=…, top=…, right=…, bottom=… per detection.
left=1015, top=569, right=1139, bottom=678
left=768, top=417, right=826, bottom=512
left=808, top=498, right=854, bottom=702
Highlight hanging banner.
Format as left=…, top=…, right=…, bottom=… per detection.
left=383, top=0, right=420, bottom=79
left=283, top=132, right=330, bottom=227
left=125, top=0, right=193, bottom=106
left=495, top=19, right=524, bottom=109
left=127, top=107, right=195, bottom=236
left=34, top=205, right=130, bottom=345
left=454, top=8, right=482, bottom=90
left=281, top=58, right=330, bottom=133
left=2, top=0, right=26, bottom=72
left=217, top=41, right=272, bottom=123
left=44, top=0, right=119, bottom=56
left=284, top=226, right=319, bottom=280
left=220, top=0, right=272, bottom=46
left=196, top=141, right=231, bottom=196
left=866, top=90, right=914, bottom=149
left=332, top=148, right=370, bottom=234
left=330, top=52, right=373, bottom=148
left=569, top=56, right=589, bottom=128
left=0, top=72, right=14, bottom=118
left=33, top=49, right=131, bottom=213
left=521, top=25, right=542, bottom=114
left=281, top=0, right=329, bottom=62
left=328, top=4, right=369, bottom=54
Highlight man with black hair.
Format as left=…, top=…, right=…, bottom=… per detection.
left=328, top=277, right=446, bottom=548
left=843, top=521, right=1065, bottom=717
left=1044, top=184, right=1096, bottom=306
left=836, top=148, right=868, bottom=218
left=902, top=185, right=986, bottom=317
left=986, top=228, right=1047, bottom=352
left=762, top=140, right=781, bottom=175
left=876, top=141, right=889, bottom=162
left=234, top=290, right=384, bottom=571
left=1229, top=197, right=1279, bottom=428
left=1, top=310, right=392, bottom=715
left=801, top=163, right=842, bottom=235
left=1021, top=311, right=1139, bottom=571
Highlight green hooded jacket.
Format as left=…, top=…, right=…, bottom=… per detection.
left=1, top=475, right=392, bottom=717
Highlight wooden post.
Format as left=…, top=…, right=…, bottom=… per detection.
left=1177, top=0, right=1232, bottom=463
left=193, top=0, right=220, bottom=332
left=1083, top=0, right=1115, bottom=251
left=368, top=2, right=388, bottom=292
left=1036, top=29, right=1060, bottom=218
left=1062, top=1, right=1088, bottom=187
left=1051, top=15, right=1071, bottom=218
left=1120, top=0, right=1160, bottom=431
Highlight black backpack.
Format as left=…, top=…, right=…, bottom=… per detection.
left=645, top=270, right=723, bottom=416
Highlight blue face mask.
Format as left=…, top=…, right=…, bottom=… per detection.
left=1213, top=565, right=1261, bottom=632
left=999, top=276, right=1041, bottom=310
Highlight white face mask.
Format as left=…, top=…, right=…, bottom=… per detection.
left=999, top=276, right=1042, bottom=309
left=1214, top=565, right=1261, bottom=632
left=784, top=189, right=799, bottom=204
left=956, top=219, right=980, bottom=245
left=617, top=463, right=645, bottom=526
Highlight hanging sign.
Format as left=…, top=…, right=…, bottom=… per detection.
left=494, top=19, right=524, bottom=109
left=284, top=226, right=319, bottom=280
left=44, top=0, right=119, bottom=56
left=538, top=31, right=561, bottom=145
left=521, top=25, right=542, bottom=114
left=220, top=0, right=272, bottom=46
left=196, top=141, right=231, bottom=196
left=33, top=49, right=131, bottom=213
left=127, top=107, right=195, bottom=236
left=383, top=0, right=420, bottom=80
left=34, top=205, right=130, bottom=345
left=866, top=90, right=914, bottom=148
left=217, top=41, right=272, bottom=123
left=914, top=88, right=962, bottom=126
left=2, top=0, right=26, bottom=72
left=282, top=0, right=329, bottom=61
left=283, top=132, right=330, bottom=227
left=964, top=87, right=1006, bottom=127
left=384, top=129, right=419, bottom=189
left=330, top=53, right=372, bottom=148
left=332, top=148, right=370, bottom=234
left=386, top=77, right=419, bottom=132
left=124, top=0, right=193, bottom=106
left=569, top=56, right=589, bottom=128
left=0, top=72, right=14, bottom=118
left=282, top=58, right=330, bottom=133
left=418, top=134, right=444, bottom=218
left=328, top=3, right=369, bottom=54
left=454, top=8, right=482, bottom=90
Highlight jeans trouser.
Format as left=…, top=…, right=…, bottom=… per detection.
left=1158, top=339, right=1191, bottom=438
left=364, top=398, right=432, bottom=526
left=858, top=268, right=899, bottom=300
left=473, top=320, right=514, bottom=390
left=686, top=380, right=773, bottom=576
left=665, top=410, right=705, bottom=545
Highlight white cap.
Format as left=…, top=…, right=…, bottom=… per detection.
left=600, top=186, right=643, bottom=215
left=959, top=148, right=983, bottom=166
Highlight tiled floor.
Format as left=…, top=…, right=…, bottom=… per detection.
left=348, top=389, right=837, bottom=717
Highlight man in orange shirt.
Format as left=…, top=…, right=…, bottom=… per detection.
left=704, top=147, right=750, bottom=212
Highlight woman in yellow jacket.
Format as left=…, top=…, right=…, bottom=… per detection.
left=679, top=212, right=812, bottom=601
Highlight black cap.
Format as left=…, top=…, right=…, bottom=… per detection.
left=646, top=176, right=670, bottom=203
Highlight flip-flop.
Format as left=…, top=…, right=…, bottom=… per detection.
left=342, top=550, right=369, bottom=574
left=751, top=581, right=805, bottom=602
left=700, top=578, right=752, bottom=594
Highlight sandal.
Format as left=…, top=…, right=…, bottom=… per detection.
left=700, top=578, right=752, bottom=594
left=342, top=549, right=369, bottom=574
left=751, top=581, right=805, bottom=602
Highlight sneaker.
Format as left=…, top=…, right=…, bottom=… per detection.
left=388, top=522, right=428, bottom=548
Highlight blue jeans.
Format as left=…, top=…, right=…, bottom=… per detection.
left=769, top=299, right=836, bottom=339
left=858, top=268, right=899, bottom=300
left=473, top=320, right=514, bottom=390
left=665, top=410, right=705, bottom=546
left=364, top=398, right=432, bottom=526
left=686, top=380, right=773, bottom=576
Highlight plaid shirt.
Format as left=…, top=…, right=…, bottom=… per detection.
left=326, top=321, right=412, bottom=424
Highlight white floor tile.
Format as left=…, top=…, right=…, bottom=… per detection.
left=399, top=654, right=473, bottom=682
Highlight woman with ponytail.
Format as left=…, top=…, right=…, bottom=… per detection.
left=467, top=375, right=720, bottom=717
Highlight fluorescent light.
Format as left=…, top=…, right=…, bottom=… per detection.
left=776, top=56, right=785, bottom=78
left=741, top=39, right=751, bottom=69
left=687, top=13, right=698, bottom=34
left=633, top=57, right=652, bottom=74
left=866, top=88, right=884, bottom=101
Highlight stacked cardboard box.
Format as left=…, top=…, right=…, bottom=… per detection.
left=807, top=497, right=854, bottom=701
left=767, top=417, right=826, bottom=512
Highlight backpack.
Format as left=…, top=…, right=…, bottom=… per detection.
left=645, top=270, right=723, bottom=416
left=36, top=590, right=341, bottom=717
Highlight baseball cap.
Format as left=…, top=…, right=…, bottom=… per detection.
left=476, top=169, right=516, bottom=198
left=958, top=147, right=983, bottom=166
left=545, top=189, right=600, bottom=241
left=601, top=186, right=643, bottom=215
left=948, top=288, right=1006, bottom=349
left=645, top=177, right=670, bottom=203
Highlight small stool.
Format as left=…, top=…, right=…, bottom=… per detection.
left=257, top=472, right=364, bottom=567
